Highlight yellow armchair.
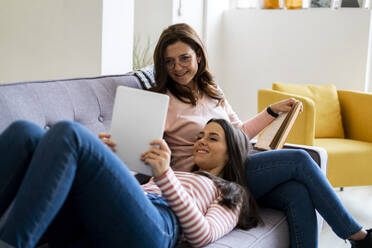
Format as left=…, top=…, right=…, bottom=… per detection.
left=258, top=87, right=372, bottom=187
left=338, top=90, right=372, bottom=143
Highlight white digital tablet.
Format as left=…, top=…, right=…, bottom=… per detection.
left=110, top=86, right=169, bottom=176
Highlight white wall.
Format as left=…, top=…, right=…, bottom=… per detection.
left=173, top=0, right=204, bottom=37
left=204, top=0, right=230, bottom=74
left=102, top=0, right=134, bottom=75
left=134, top=0, right=173, bottom=66
left=0, top=0, right=133, bottom=84
left=214, top=8, right=371, bottom=120
left=133, top=0, right=204, bottom=67
left=366, top=14, right=372, bottom=92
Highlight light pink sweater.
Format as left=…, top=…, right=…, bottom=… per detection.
left=164, top=90, right=275, bottom=171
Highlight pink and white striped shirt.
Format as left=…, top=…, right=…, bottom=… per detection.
left=142, top=169, right=240, bottom=247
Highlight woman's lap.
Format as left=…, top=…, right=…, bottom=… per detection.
left=246, top=149, right=361, bottom=245
left=245, top=149, right=315, bottom=198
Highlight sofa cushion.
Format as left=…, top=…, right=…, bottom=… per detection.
left=314, top=138, right=372, bottom=187
left=204, top=208, right=289, bottom=248
left=272, top=82, right=344, bottom=138
left=0, top=74, right=142, bottom=134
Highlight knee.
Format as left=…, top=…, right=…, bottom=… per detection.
left=49, top=121, right=85, bottom=137
left=5, top=120, right=44, bottom=147
left=52, top=120, right=79, bottom=130
left=286, top=149, right=315, bottom=168
left=47, top=121, right=90, bottom=145
left=287, top=149, right=310, bottom=161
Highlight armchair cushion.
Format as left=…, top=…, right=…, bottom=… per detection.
left=272, top=82, right=344, bottom=138
left=314, top=138, right=372, bottom=187
left=338, top=90, right=372, bottom=142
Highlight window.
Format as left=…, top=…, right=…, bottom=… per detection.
left=234, top=0, right=259, bottom=8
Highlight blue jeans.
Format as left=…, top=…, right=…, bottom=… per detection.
left=0, top=121, right=179, bottom=248
left=246, top=150, right=362, bottom=248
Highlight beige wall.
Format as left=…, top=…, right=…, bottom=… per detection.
left=0, top=0, right=133, bottom=84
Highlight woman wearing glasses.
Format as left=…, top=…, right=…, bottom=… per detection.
left=103, top=23, right=371, bottom=248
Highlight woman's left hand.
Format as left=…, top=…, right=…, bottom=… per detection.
left=269, top=98, right=303, bottom=114
left=141, top=139, right=171, bottom=178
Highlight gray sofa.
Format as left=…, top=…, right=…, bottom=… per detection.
left=0, top=74, right=328, bottom=248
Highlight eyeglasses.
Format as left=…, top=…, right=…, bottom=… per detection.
left=165, top=54, right=194, bottom=70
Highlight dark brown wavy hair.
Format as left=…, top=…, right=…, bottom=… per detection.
left=195, top=119, right=261, bottom=230
left=151, top=23, right=225, bottom=106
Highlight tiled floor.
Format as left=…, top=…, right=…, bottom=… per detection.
left=319, top=186, right=372, bottom=248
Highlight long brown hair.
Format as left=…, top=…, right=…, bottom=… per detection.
left=152, top=23, right=224, bottom=106
left=195, top=119, right=261, bottom=230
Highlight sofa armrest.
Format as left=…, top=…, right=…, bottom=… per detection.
left=258, top=89, right=316, bottom=146
left=338, top=90, right=372, bottom=142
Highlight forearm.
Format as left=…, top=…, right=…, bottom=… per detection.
left=241, top=110, right=275, bottom=139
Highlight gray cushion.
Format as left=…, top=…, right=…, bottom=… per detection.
left=0, top=74, right=141, bottom=134
left=205, top=208, right=288, bottom=248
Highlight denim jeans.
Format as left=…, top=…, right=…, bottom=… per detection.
left=0, top=121, right=179, bottom=248
left=246, top=150, right=362, bottom=248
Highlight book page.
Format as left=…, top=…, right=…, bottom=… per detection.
left=254, top=112, right=288, bottom=150
left=274, top=102, right=301, bottom=149
left=254, top=101, right=301, bottom=150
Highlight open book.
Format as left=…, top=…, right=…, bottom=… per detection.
left=254, top=101, right=301, bottom=150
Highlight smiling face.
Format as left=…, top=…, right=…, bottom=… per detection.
left=164, top=41, right=201, bottom=90
left=193, top=122, right=228, bottom=176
